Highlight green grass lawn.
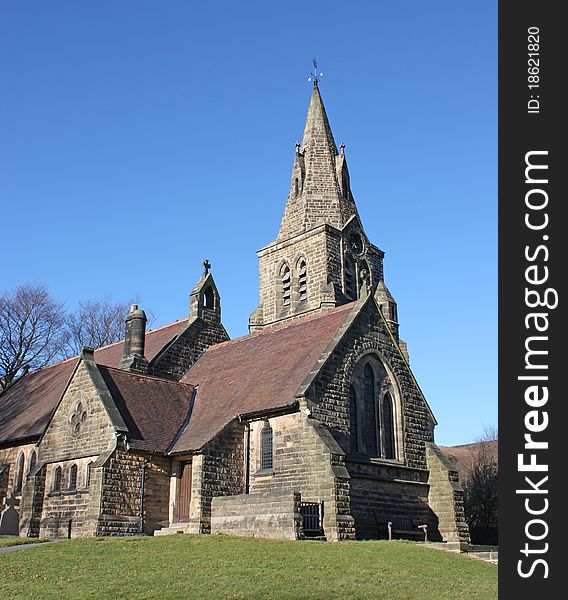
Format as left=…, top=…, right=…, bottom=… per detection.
left=0, top=535, right=497, bottom=600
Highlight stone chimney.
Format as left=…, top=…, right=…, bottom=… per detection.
left=118, top=304, right=148, bottom=373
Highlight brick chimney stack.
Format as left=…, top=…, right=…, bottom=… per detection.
left=118, top=304, right=148, bottom=373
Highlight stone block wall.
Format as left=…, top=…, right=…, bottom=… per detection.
left=187, top=420, right=245, bottom=534
left=0, top=442, right=36, bottom=505
left=347, top=459, right=439, bottom=540
left=211, top=490, right=302, bottom=539
left=309, top=299, right=434, bottom=469
left=247, top=412, right=355, bottom=541
left=150, top=318, right=229, bottom=381
left=142, top=456, right=171, bottom=534
left=39, top=362, right=116, bottom=464
left=39, top=456, right=102, bottom=538
left=97, top=449, right=144, bottom=536
left=252, top=225, right=343, bottom=329
left=425, top=443, right=470, bottom=545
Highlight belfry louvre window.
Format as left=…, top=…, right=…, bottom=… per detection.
left=261, top=424, right=273, bottom=470
left=281, top=265, right=291, bottom=307
left=14, top=453, right=25, bottom=493
left=345, top=258, right=356, bottom=300
left=298, top=260, right=308, bottom=302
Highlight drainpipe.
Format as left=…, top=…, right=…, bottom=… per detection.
left=239, top=416, right=251, bottom=494
left=139, top=458, right=149, bottom=534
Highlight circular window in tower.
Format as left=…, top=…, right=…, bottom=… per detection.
left=348, top=231, right=364, bottom=256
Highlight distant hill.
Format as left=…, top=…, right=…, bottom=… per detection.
left=438, top=440, right=498, bottom=482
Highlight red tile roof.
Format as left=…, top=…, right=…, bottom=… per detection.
left=171, top=303, right=357, bottom=453
left=97, top=366, right=194, bottom=453
left=0, top=358, right=78, bottom=445
left=0, top=318, right=189, bottom=446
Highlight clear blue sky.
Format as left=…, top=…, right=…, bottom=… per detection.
left=0, top=1, right=496, bottom=446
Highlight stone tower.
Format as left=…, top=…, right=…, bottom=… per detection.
left=250, top=80, right=392, bottom=332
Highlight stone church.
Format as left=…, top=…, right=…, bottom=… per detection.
left=0, top=80, right=470, bottom=544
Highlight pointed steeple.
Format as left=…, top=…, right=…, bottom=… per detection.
left=277, top=82, right=359, bottom=240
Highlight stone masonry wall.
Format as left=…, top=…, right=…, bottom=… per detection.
left=188, top=420, right=245, bottom=534
left=97, top=449, right=143, bottom=536
left=150, top=318, right=229, bottom=381
left=425, top=443, right=470, bottom=545
left=347, top=460, right=439, bottom=540
left=244, top=412, right=355, bottom=541
left=211, top=491, right=302, bottom=540
left=39, top=456, right=102, bottom=538
left=253, top=226, right=342, bottom=329
left=40, top=362, right=116, bottom=464
left=0, top=442, right=36, bottom=508
left=309, top=299, right=434, bottom=469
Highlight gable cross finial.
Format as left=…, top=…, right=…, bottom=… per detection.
left=203, top=259, right=211, bottom=274
left=307, top=58, right=324, bottom=86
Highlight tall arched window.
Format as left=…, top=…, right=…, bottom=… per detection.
left=14, top=453, right=25, bottom=493
left=281, top=264, right=291, bottom=308
left=85, top=462, right=93, bottom=487
left=298, top=259, right=307, bottom=302
left=28, top=451, right=37, bottom=475
left=53, top=466, right=62, bottom=493
left=69, top=464, right=78, bottom=490
left=345, top=257, right=357, bottom=300
left=363, top=364, right=378, bottom=455
left=349, top=385, right=359, bottom=452
left=382, top=393, right=396, bottom=459
left=260, top=424, right=273, bottom=470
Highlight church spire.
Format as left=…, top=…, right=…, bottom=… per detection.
left=277, top=78, right=359, bottom=241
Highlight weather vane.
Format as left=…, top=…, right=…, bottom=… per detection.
left=307, top=58, right=324, bottom=84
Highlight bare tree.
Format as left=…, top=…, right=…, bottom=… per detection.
left=463, top=425, right=498, bottom=545
left=0, top=284, right=67, bottom=390
left=63, top=298, right=156, bottom=357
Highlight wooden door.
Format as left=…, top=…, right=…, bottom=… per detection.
left=177, top=462, right=192, bottom=523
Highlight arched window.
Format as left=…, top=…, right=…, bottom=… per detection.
left=281, top=264, right=291, bottom=308
left=382, top=393, right=396, bottom=459
left=14, top=453, right=25, bottom=493
left=363, top=364, right=378, bottom=456
left=69, top=464, right=78, bottom=490
left=28, top=451, right=37, bottom=475
left=260, top=424, right=273, bottom=471
left=298, top=259, right=308, bottom=302
left=345, top=257, right=357, bottom=300
left=53, top=466, right=62, bottom=493
left=349, top=385, right=359, bottom=452
left=85, top=462, right=93, bottom=487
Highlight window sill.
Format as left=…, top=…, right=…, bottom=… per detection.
left=62, top=489, right=77, bottom=496
left=254, top=468, right=274, bottom=478
left=48, top=491, right=61, bottom=497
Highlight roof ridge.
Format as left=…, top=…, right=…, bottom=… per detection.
left=97, top=364, right=196, bottom=388
left=94, top=316, right=190, bottom=355
left=209, top=303, right=357, bottom=351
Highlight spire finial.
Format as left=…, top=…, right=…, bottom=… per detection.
left=307, top=58, right=324, bottom=86
left=203, top=259, right=211, bottom=274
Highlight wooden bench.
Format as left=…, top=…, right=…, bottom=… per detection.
left=388, top=517, right=428, bottom=541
